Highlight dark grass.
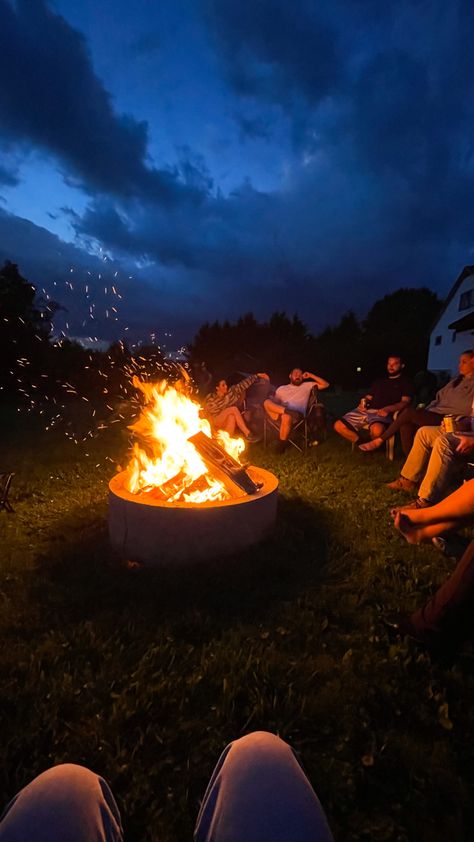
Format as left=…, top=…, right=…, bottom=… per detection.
left=1, top=400, right=474, bottom=841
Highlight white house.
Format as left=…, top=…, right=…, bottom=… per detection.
left=428, top=265, right=474, bottom=376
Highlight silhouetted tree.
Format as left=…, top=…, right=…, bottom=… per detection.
left=187, top=312, right=314, bottom=384
left=360, top=287, right=443, bottom=381
left=0, top=260, right=56, bottom=393
left=311, top=311, right=363, bottom=388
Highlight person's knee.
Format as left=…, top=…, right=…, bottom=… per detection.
left=34, top=764, right=98, bottom=792
left=334, top=419, right=346, bottom=434
left=229, top=731, right=291, bottom=763
left=30, top=763, right=99, bottom=800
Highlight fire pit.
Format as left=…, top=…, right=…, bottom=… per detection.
left=108, top=377, right=278, bottom=566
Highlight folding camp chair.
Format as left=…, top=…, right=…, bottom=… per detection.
left=264, top=386, right=325, bottom=453
left=0, top=472, right=14, bottom=512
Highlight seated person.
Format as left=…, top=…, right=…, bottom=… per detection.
left=204, top=372, right=269, bottom=441
left=0, top=731, right=334, bottom=842
left=386, top=413, right=474, bottom=509
left=264, top=368, right=329, bottom=451
left=384, top=479, right=474, bottom=658
left=334, top=355, right=413, bottom=445
left=360, top=350, right=474, bottom=454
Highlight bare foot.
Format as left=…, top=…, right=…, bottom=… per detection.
left=394, top=511, right=424, bottom=544
left=359, top=437, right=383, bottom=452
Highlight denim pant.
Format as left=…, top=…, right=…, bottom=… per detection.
left=401, top=426, right=466, bottom=503
left=0, top=732, right=334, bottom=842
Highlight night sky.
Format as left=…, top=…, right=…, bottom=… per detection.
left=0, top=0, right=473, bottom=347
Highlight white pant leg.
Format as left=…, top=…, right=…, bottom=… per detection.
left=0, top=764, right=123, bottom=842
left=401, top=425, right=441, bottom=483
left=194, top=731, right=334, bottom=842
left=418, top=432, right=462, bottom=503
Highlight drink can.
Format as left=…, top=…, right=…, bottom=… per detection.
left=360, top=398, right=367, bottom=410
left=443, top=414, right=456, bottom=433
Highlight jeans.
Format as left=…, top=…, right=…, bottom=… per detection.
left=0, top=733, right=334, bottom=842
left=401, top=427, right=465, bottom=503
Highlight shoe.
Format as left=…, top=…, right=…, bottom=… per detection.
left=390, top=498, right=430, bottom=516
left=245, top=433, right=261, bottom=444
left=386, top=476, right=418, bottom=492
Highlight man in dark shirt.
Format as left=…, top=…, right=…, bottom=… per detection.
left=334, top=356, right=413, bottom=445
left=360, top=349, right=474, bottom=455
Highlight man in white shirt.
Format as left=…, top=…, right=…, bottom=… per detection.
left=264, top=368, right=329, bottom=451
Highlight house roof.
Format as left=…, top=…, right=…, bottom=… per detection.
left=448, top=311, right=474, bottom=331
left=432, top=265, right=474, bottom=330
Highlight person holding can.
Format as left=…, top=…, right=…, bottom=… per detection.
left=359, top=349, right=474, bottom=455
left=334, top=355, right=413, bottom=445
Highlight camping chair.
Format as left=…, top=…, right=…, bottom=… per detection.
left=351, top=410, right=398, bottom=460
left=0, top=472, right=14, bottom=512
left=264, top=386, right=324, bottom=453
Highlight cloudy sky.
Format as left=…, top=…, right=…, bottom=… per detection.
left=0, top=0, right=473, bottom=345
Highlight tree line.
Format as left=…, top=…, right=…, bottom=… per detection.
left=1, top=260, right=443, bottom=408
left=187, top=288, right=442, bottom=388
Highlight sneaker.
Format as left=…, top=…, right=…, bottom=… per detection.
left=390, top=498, right=431, bottom=516
left=386, top=476, right=418, bottom=492
left=245, top=433, right=261, bottom=444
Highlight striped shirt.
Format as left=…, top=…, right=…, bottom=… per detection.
left=204, top=374, right=258, bottom=416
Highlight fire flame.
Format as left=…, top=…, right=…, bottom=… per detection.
left=125, top=376, right=245, bottom=503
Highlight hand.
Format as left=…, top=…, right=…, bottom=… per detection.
left=377, top=408, right=389, bottom=417
left=257, top=372, right=270, bottom=380
left=455, top=434, right=474, bottom=454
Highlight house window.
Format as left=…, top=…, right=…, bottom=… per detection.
left=435, top=335, right=442, bottom=346
left=459, top=290, right=473, bottom=310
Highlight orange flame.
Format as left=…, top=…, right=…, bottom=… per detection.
left=125, top=376, right=245, bottom=503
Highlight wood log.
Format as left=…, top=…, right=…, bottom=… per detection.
left=188, top=431, right=261, bottom=495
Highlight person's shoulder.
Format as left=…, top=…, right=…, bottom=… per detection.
left=399, top=374, right=414, bottom=389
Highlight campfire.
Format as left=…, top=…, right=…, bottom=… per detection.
left=108, top=375, right=278, bottom=566
left=125, top=376, right=259, bottom=503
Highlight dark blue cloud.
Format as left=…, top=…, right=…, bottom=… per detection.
left=0, top=161, right=19, bottom=187
left=0, top=0, right=203, bottom=205
left=1, top=0, right=473, bottom=342
left=205, top=0, right=341, bottom=108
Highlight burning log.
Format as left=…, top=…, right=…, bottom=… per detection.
left=144, top=470, right=236, bottom=502
left=188, top=431, right=262, bottom=496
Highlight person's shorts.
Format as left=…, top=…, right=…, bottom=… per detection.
left=341, top=408, right=392, bottom=434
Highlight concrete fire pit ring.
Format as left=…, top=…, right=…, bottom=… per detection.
left=109, top=467, right=278, bottom=567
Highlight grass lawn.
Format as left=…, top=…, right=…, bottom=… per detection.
left=1, top=398, right=473, bottom=841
